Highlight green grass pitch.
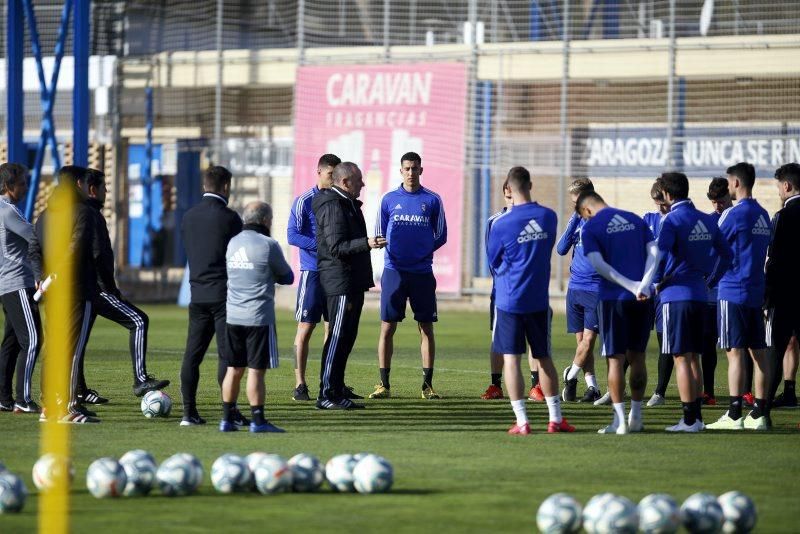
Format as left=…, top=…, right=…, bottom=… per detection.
left=1, top=305, right=798, bottom=532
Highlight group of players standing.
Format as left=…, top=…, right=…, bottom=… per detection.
left=0, top=164, right=168, bottom=423
left=3, top=154, right=797, bottom=435
left=484, top=162, right=800, bottom=434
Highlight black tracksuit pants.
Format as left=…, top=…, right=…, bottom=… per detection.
left=76, top=291, right=151, bottom=393
left=767, top=304, right=800, bottom=400
left=318, top=291, right=364, bottom=401
left=180, top=300, right=229, bottom=415
left=0, top=289, right=42, bottom=404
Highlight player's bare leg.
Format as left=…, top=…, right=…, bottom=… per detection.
left=293, top=322, right=316, bottom=388
left=482, top=350, right=505, bottom=399
left=666, top=353, right=703, bottom=432
left=504, top=354, right=529, bottom=434
left=527, top=349, right=544, bottom=401
left=626, top=351, right=646, bottom=431
left=418, top=322, right=439, bottom=398
left=370, top=321, right=397, bottom=398
left=599, top=355, right=629, bottom=435
left=563, top=329, right=600, bottom=402
left=220, top=367, right=245, bottom=431
left=537, top=356, right=573, bottom=432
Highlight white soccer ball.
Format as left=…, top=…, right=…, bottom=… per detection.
left=0, top=472, right=27, bottom=514
left=119, top=450, right=157, bottom=497
left=211, top=454, right=252, bottom=494
left=639, top=494, right=681, bottom=534
left=718, top=491, right=756, bottom=533
left=325, top=454, right=358, bottom=493
left=352, top=454, right=393, bottom=494
left=583, top=493, right=617, bottom=533
left=536, top=493, right=582, bottom=534
left=682, top=492, right=724, bottom=534
left=86, top=457, right=127, bottom=499
left=32, top=453, right=74, bottom=491
left=157, top=453, right=202, bottom=497
left=245, top=452, right=269, bottom=491
left=253, top=454, right=292, bottom=495
left=288, top=453, right=325, bottom=492
left=141, top=390, right=172, bottom=418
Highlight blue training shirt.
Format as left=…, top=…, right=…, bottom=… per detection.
left=487, top=202, right=557, bottom=314
left=717, top=198, right=771, bottom=308
left=656, top=200, right=733, bottom=304
left=376, top=185, right=447, bottom=273
left=643, top=211, right=667, bottom=287
left=287, top=186, right=320, bottom=271
left=486, top=208, right=507, bottom=302
left=556, top=213, right=600, bottom=292
left=581, top=207, right=654, bottom=301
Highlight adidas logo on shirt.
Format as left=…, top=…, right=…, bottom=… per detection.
left=606, top=214, right=635, bottom=234
left=688, top=219, right=712, bottom=241
left=393, top=204, right=403, bottom=210
left=752, top=215, right=771, bottom=236
left=228, top=247, right=255, bottom=269
left=517, top=219, right=548, bottom=243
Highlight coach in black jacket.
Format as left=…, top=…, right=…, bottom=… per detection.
left=312, top=162, right=385, bottom=409
left=71, top=169, right=169, bottom=404
left=766, top=162, right=800, bottom=406
left=29, top=165, right=100, bottom=423
left=179, top=166, right=243, bottom=426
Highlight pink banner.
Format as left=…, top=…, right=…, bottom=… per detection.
left=293, top=62, right=467, bottom=293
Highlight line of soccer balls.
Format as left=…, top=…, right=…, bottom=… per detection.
left=0, top=451, right=393, bottom=514
left=536, top=491, right=756, bottom=534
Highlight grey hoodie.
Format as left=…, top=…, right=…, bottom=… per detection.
left=0, top=196, right=35, bottom=295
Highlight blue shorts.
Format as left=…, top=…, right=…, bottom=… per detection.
left=492, top=308, right=552, bottom=357
left=653, top=294, right=663, bottom=333
left=718, top=300, right=767, bottom=350
left=598, top=299, right=652, bottom=357
left=566, top=288, right=599, bottom=334
left=295, top=270, right=328, bottom=324
left=380, top=268, right=438, bottom=323
left=661, top=300, right=705, bottom=355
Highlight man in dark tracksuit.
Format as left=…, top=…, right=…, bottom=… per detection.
left=73, top=169, right=169, bottom=401
left=0, top=163, right=42, bottom=414
left=312, top=162, right=385, bottom=410
left=29, top=165, right=100, bottom=423
left=765, top=163, right=800, bottom=409
left=179, top=166, right=244, bottom=426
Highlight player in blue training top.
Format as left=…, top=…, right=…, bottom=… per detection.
left=707, top=162, right=772, bottom=431
left=480, top=181, right=541, bottom=401
left=698, top=177, right=733, bottom=407
left=487, top=166, right=574, bottom=435
left=369, top=152, right=447, bottom=400
left=643, top=181, right=673, bottom=408
left=577, top=191, right=657, bottom=435
left=557, top=178, right=603, bottom=404
left=639, top=172, right=733, bottom=433
left=287, top=154, right=349, bottom=401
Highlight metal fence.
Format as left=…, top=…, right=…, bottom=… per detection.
left=3, top=0, right=800, bottom=293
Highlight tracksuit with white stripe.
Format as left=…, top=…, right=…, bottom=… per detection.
left=75, top=197, right=153, bottom=391
left=0, top=196, right=42, bottom=406
left=312, top=186, right=374, bottom=403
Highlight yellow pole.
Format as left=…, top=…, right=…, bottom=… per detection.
left=39, top=184, right=74, bottom=534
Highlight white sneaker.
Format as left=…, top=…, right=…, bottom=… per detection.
left=646, top=393, right=665, bottom=407
left=665, top=418, right=703, bottom=432
left=616, top=421, right=629, bottom=435
left=594, top=391, right=612, bottom=406
left=628, top=417, right=644, bottom=432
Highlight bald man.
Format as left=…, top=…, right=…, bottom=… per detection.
left=220, top=201, right=294, bottom=433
